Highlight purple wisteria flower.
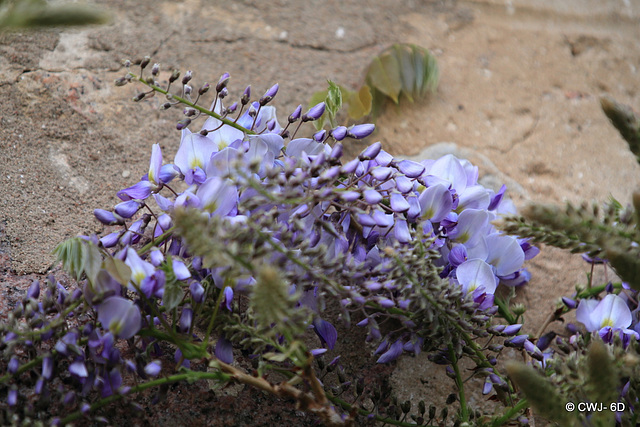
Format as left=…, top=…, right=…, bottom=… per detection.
left=97, top=297, right=142, bottom=339
left=576, top=294, right=639, bottom=344
left=117, top=143, right=166, bottom=200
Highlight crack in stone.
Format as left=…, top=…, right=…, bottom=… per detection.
left=151, top=29, right=179, bottom=58
left=288, top=40, right=378, bottom=54
left=503, top=113, right=540, bottom=154
left=191, top=35, right=377, bottom=54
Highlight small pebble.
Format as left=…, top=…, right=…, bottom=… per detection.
left=122, top=170, right=130, bottom=178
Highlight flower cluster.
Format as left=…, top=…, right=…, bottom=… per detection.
left=1, top=63, right=540, bottom=426
left=91, top=89, right=538, bottom=359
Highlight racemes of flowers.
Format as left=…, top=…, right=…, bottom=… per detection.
left=0, top=58, right=538, bottom=426
left=499, top=195, right=640, bottom=426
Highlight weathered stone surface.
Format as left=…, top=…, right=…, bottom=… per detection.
left=1, top=0, right=640, bottom=423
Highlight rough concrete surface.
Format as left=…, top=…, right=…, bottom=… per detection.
left=1, top=0, right=640, bottom=424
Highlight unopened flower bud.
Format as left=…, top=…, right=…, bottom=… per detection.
left=132, top=92, right=146, bottom=102
left=94, top=209, right=123, bottom=226
left=561, top=297, right=577, bottom=309
left=219, top=87, right=228, bottom=99
left=151, top=63, right=160, bottom=76
left=536, top=331, right=555, bottom=351
left=440, top=407, right=448, bottom=421
left=359, top=141, right=382, bottom=161
left=176, top=119, right=191, bottom=130
left=140, top=56, right=151, bottom=69
left=512, top=303, right=526, bottom=316
left=329, top=143, right=343, bottom=161
left=489, top=325, right=505, bottom=334
left=183, top=107, right=197, bottom=117
left=198, top=82, right=210, bottom=96
left=182, top=70, right=193, bottom=85
left=259, top=83, right=279, bottom=105
left=502, top=324, right=522, bottom=336
left=179, top=305, right=193, bottom=333
left=114, top=76, right=128, bottom=87
left=313, top=130, right=326, bottom=142
left=123, top=59, right=132, bottom=68
left=7, top=387, right=17, bottom=407
left=183, top=85, right=192, bottom=95
left=413, top=400, right=424, bottom=416
left=445, top=366, right=456, bottom=379
left=524, top=340, right=544, bottom=361
left=288, top=105, right=302, bottom=123
left=488, top=344, right=503, bottom=352
left=27, top=280, right=40, bottom=300
left=302, top=102, right=326, bottom=122
left=169, top=70, right=180, bottom=83
left=241, top=85, right=251, bottom=105
left=190, top=281, right=205, bottom=304
left=160, top=102, right=172, bottom=110
left=331, top=126, right=347, bottom=141
left=216, top=72, right=230, bottom=92
left=144, top=360, right=162, bottom=377
left=605, top=282, right=614, bottom=293
left=505, top=334, right=528, bottom=348
left=42, top=355, right=53, bottom=380
left=8, top=357, right=19, bottom=374
left=348, top=123, right=375, bottom=139
left=225, top=102, right=238, bottom=114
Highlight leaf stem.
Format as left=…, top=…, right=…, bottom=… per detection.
left=490, top=398, right=528, bottom=427
left=448, top=344, right=468, bottom=422
left=128, top=72, right=256, bottom=135
left=203, top=286, right=227, bottom=349
left=494, top=296, right=517, bottom=325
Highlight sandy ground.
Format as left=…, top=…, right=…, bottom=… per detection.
left=1, top=0, right=640, bottom=424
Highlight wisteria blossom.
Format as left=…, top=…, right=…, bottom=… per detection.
left=576, top=294, right=639, bottom=344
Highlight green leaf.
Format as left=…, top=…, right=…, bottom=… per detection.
left=346, top=84, right=372, bottom=120
left=325, top=80, right=343, bottom=128
left=394, top=44, right=416, bottom=102
left=103, top=257, right=131, bottom=287
left=53, top=237, right=86, bottom=280
left=0, top=1, right=109, bottom=29
left=363, top=43, right=439, bottom=117
left=414, top=44, right=439, bottom=96
left=163, top=280, right=183, bottom=312
left=366, top=53, right=402, bottom=104
left=82, top=241, right=102, bottom=286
